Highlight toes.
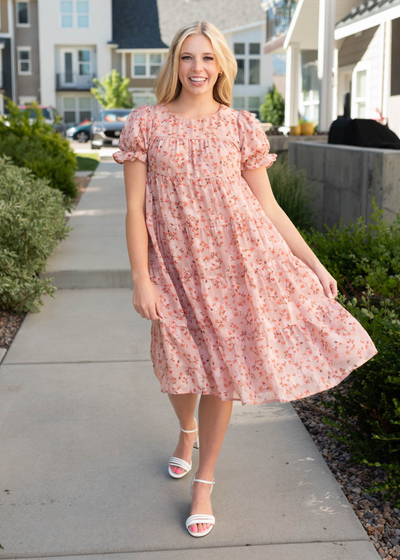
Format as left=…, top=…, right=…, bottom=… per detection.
left=189, top=524, right=198, bottom=533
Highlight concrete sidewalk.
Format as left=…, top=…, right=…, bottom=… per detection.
left=0, top=163, right=379, bottom=559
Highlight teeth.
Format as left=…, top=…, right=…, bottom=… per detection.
left=190, top=78, right=206, bottom=82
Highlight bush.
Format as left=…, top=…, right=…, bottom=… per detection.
left=260, top=84, right=285, bottom=125
left=301, top=200, right=400, bottom=304
left=0, top=155, right=72, bottom=313
left=269, top=157, right=316, bottom=231
left=0, top=98, right=78, bottom=200
left=300, top=202, right=400, bottom=505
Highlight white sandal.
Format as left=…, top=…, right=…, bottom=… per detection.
left=186, top=475, right=215, bottom=537
left=168, top=417, right=199, bottom=479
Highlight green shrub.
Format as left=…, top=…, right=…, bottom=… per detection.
left=0, top=98, right=78, bottom=200
left=260, top=84, right=285, bottom=125
left=301, top=200, right=400, bottom=303
left=0, top=155, right=72, bottom=313
left=269, top=158, right=316, bottom=231
left=300, top=202, right=400, bottom=504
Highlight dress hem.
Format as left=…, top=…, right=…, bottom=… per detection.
left=158, top=345, right=378, bottom=406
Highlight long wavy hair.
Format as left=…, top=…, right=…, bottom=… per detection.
left=154, top=21, right=237, bottom=107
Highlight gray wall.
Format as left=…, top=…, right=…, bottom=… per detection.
left=14, top=0, right=40, bottom=103
left=289, top=141, right=400, bottom=230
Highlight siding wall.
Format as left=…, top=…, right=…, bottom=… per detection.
left=0, top=0, right=9, bottom=32
left=338, top=25, right=382, bottom=121
left=14, top=0, right=40, bottom=103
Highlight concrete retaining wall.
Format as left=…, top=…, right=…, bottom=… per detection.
left=268, top=134, right=328, bottom=154
left=288, top=141, right=400, bottom=231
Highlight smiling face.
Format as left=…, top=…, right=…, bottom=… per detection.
left=178, top=33, right=222, bottom=98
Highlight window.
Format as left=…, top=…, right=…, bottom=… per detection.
left=301, top=51, right=319, bottom=124
left=149, top=53, right=162, bottom=76
left=233, top=96, right=245, bottom=110
left=249, top=59, right=260, bottom=85
left=17, top=2, right=29, bottom=25
left=134, top=53, right=146, bottom=76
left=77, top=1, right=89, bottom=28
left=61, top=1, right=73, bottom=27
left=63, top=98, right=76, bottom=124
left=132, top=93, right=157, bottom=106
left=355, top=69, right=366, bottom=117
left=78, top=50, right=91, bottom=75
left=235, top=59, right=245, bottom=84
left=233, top=42, right=261, bottom=85
left=234, top=43, right=245, bottom=55
left=352, top=63, right=369, bottom=119
left=17, top=47, right=31, bottom=74
left=63, top=96, right=92, bottom=124
left=248, top=96, right=260, bottom=111
left=61, top=1, right=89, bottom=28
left=249, top=43, right=260, bottom=55
left=132, top=52, right=164, bottom=77
left=78, top=97, right=91, bottom=121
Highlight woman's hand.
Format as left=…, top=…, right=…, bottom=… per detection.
left=312, top=262, right=338, bottom=300
left=132, top=276, right=163, bottom=320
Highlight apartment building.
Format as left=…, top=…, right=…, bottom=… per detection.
left=37, top=0, right=112, bottom=124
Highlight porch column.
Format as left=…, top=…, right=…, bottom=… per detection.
left=317, top=0, right=335, bottom=132
left=284, top=43, right=300, bottom=127
left=121, top=53, right=126, bottom=78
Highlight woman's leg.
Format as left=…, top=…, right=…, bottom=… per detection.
left=188, top=394, right=233, bottom=534
left=168, top=393, right=199, bottom=474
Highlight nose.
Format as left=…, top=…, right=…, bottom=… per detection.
left=192, top=57, right=204, bottom=73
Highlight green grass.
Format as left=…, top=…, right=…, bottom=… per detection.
left=76, top=153, right=99, bottom=172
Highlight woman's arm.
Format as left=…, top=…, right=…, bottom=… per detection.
left=241, top=166, right=337, bottom=299
left=124, top=158, right=150, bottom=282
left=124, top=159, right=163, bottom=319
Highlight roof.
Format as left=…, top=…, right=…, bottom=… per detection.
left=157, top=0, right=265, bottom=45
left=111, top=0, right=266, bottom=50
left=111, top=0, right=168, bottom=49
left=336, top=0, right=400, bottom=28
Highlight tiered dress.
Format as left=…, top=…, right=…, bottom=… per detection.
left=113, top=102, right=378, bottom=405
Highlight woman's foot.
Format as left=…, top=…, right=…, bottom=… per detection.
left=170, top=418, right=198, bottom=475
left=188, top=475, right=214, bottom=534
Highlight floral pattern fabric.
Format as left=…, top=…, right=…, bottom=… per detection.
left=113, top=103, right=378, bottom=405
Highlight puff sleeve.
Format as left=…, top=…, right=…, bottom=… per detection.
left=238, top=110, right=277, bottom=171
left=112, top=105, right=149, bottom=165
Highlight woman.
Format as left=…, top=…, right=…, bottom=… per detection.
left=113, top=21, right=377, bottom=538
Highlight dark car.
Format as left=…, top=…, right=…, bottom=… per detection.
left=66, top=118, right=93, bottom=143
left=17, top=105, right=67, bottom=136
left=90, top=108, right=133, bottom=149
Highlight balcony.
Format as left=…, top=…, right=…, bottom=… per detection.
left=264, top=0, right=299, bottom=51
left=56, top=73, right=96, bottom=91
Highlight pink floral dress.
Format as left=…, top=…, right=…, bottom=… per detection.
left=113, top=102, right=378, bottom=405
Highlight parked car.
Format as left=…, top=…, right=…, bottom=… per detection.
left=17, top=105, right=67, bottom=136
left=66, top=118, right=93, bottom=143
left=90, top=108, right=133, bottom=149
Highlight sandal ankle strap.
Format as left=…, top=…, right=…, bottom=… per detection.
left=179, top=417, right=198, bottom=433
left=193, top=478, right=215, bottom=485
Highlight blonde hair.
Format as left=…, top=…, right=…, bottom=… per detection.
left=154, top=21, right=237, bottom=107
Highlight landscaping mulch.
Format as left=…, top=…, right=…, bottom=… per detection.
left=292, top=392, right=400, bottom=560
left=0, top=174, right=92, bottom=351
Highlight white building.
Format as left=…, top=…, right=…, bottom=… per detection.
left=37, top=0, right=112, bottom=124
left=280, top=0, right=400, bottom=135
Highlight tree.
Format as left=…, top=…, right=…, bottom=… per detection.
left=90, top=69, right=133, bottom=109
left=260, top=84, right=285, bottom=125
